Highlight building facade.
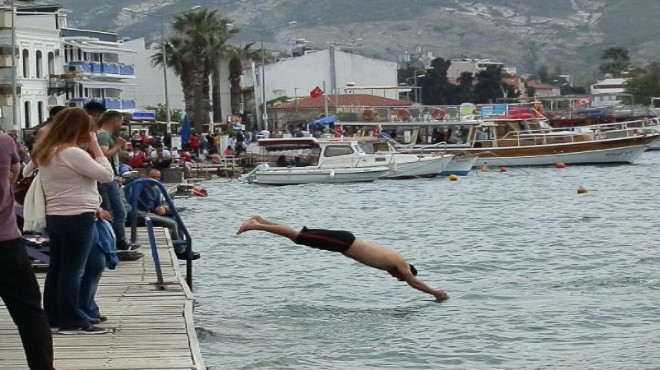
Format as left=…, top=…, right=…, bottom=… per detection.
left=60, top=28, right=137, bottom=113
left=245, top=48, right=398, bottom=112
left=0, top=3, right=66, bottom=132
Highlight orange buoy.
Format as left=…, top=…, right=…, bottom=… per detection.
left=480, top=165, right=489, bottom=173
left=191, top=186, right=208, bottom=197
left=555, top=162, right=567, bottom=169
left=499, top=166, right=508, bottom=173
left=577, top=185, right=588, bottom=194
left=448, top=174, right=458, bottom=181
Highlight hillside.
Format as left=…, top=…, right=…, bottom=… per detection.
left=46, top=0, right=660, bottom=76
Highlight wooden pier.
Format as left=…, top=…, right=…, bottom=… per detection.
left=0, top=228, right=205, bottom=370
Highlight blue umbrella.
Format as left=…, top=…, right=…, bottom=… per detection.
left=180, top=115, right=191, bottom=145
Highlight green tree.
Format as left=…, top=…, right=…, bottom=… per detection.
left=456, top=72, right=476, bottom=103
left=474, top=65, right=506, bottom=104
left=599, top=47, right=631, bottom=77
left=144, top=103, right=183, bottom=123
left=626, top=63, right=660, bottom=105
left=418, top=58, right=456, bottom=105
left=152, top=9, right=236, bottom=132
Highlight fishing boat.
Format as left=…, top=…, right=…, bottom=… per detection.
left=331, top=103, right=659, bottom=167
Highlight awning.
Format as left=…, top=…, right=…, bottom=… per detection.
left=63, top=39, right=137, bottom=55
left=78, top=80, right=137, bottom=90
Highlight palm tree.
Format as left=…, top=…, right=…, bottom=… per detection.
left=227, top=43, right=261, bottom=115
left=152, top=9, right=236, bottom=132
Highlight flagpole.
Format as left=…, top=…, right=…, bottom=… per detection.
left=323, top=81, right=329, bottom=117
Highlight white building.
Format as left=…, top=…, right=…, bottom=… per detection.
left=0, top=3, right=66, bottom=132
left=60, top=28, right=137, bottom=113
left=447, top=58, right=516, bottom=79
left=247, top=48, right=398, bottom=106
left=590, top=78, right=631, bottom=106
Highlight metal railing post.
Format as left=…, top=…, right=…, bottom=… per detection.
left=145, top=217, right=165, bottom=289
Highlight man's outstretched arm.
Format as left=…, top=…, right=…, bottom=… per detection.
left=401, top=272, right=448, bottom=300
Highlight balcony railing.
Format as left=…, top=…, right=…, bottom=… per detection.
left=119, top=64, right=135, bottom=76
left=103, top=62, right=120, bottom=75
left=122, top=99, right=136, bottom=109
left=68, top=61, right=92, bottom=73
left=67, top=98, right=137, bottom=110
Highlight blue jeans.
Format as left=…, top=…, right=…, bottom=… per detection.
left=98, top=181, right=127, bottom=244
left=44, top=213, right=95, bottom=330
left=79, top=225, right=104, bottom=319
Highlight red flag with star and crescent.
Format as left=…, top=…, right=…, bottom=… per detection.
left=309, top=86, right=324, bottom=98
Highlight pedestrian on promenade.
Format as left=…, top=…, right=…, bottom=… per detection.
left=25, top=107, right=115, bottom=335
left=96, top=110, right=140, bottom=252
left=0, top=133, right=54, bottom=368
left=237, top=215, right=448, bottom=300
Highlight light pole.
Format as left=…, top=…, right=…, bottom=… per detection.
left=235, top=21, right=296, bottom=131
left=10, top=0, right=17, bottom=130
left=122, top=6, right=201, bottom=131
left=413, top=69, right=426, bottom=104
left=405, top=72, right=425, bottom=104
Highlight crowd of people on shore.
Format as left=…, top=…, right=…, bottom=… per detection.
left=0, top=102, right=202, bottom=369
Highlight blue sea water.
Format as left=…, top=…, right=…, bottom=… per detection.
left=177, top=152, right=660, bottom=369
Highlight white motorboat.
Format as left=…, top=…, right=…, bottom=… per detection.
left=246, top=164, right=389, bottom=185
left=255, top=138, right=453, bottom=180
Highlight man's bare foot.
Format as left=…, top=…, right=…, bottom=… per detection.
left=237, top=217, right=260, bottom=235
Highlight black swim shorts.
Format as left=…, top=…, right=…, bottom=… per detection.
left=294, top=226, right=356, bottom=254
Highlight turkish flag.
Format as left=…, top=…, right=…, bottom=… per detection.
left=309, top=86, right=324, bottom=98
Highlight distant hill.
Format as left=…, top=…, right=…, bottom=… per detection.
left=47, top=0, right=660, bottom=77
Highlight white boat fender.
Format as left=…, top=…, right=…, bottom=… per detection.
left=330, top=170, right=336, bottom=178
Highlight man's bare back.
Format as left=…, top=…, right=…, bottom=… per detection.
left=237, top=216, right=448, bottom=300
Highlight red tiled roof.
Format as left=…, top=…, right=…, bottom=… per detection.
left=271, top=94, right=413, bottom=110
left=526, top=81, right=557, bottom=90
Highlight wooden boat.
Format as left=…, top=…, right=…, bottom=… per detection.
left=330, top=103, right=660, bottom=167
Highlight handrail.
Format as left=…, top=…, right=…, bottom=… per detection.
left=128, top=178, right=195, bottom=289
left=144, top=217, right=165, bottom=289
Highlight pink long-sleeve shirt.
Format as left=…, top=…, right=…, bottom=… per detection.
left=24, top=146, right=114, bottom=216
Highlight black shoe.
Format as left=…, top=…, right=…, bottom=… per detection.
left=176, top=251, right=201, bottom=260
left=117, top=251, right=144, bottom=261
left=117, top=241, right=142, bottom=251
left=59, top=325, right=109, bottom=335
left=88, top=316, right=108, bottom=324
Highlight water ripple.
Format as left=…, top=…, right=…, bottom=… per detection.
left=181, top=152, right=660, bottom=369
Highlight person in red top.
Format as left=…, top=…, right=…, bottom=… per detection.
left=222, top=145, right=235, bottom=156
left=189, top=133, right=200, bottom=152
left=128, top=144, right=149, bottom=169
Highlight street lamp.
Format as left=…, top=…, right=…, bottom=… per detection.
left=122, top=5, right=202, bottom=131
left=405, top=72, right=425, bottom=104
left=233, top=21, right=297, bottom=130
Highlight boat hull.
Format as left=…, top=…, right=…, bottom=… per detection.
left=440, top=155, right=478, bottom=176
left=254, top=167, right=388, bottom=185
left=382, top=155, right=453, bottom=179
left=447, top=135, right=658, bottom=167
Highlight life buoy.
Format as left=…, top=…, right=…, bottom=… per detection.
left=362, top=109, right=377, bottom=122
left=395, top=109, right=412, bottom=122
left=533, top=103, right=545, bottom=115
left=372, top=128, right=380, bottom=137
left=431, top=108, right=446, bottom=121
left=577, top=98, right=590, bottom=107
left=211, top=155, right=221, bottom=164
left=191, top=186, right=208, bottom=197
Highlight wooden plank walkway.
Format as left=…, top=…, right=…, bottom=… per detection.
left=0, top=228, right=205, bottom=370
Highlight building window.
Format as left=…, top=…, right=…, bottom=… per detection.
left=24, top=101, right=31, bottom=128
left=37, top=102, right=44, bottom=123
left=36, top=51, right=43, bottom=78
left=22, top=49, right=30, bottom=78
left=48, top=52, right=55, bottom=75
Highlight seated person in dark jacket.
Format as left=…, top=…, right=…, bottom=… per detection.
left=133, top=168, right=199, bottom=260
